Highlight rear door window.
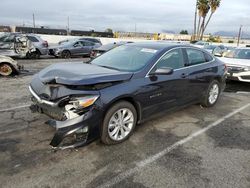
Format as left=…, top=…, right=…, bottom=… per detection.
left=27, top=36, right=39, bottom=42
left=186, top=48, right=206, bottom=66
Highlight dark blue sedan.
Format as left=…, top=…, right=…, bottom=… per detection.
left=29, top=42, right=227, bottom=149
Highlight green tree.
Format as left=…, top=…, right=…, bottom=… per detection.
left=195, top=0, right=221, bottom=40
left=180, top=30, right=188, bottom=35
left=105, top=28, right=113, bottom=33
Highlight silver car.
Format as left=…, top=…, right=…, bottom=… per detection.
left=25, top=34, right=49, bottom=58
left=49, top=40, right=101, bottom=58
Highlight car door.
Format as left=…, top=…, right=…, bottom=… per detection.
left=80, top=41, right=95, bottom=55
left=71, top=41, right=83, bottom=55
left=139, top=48, right=190, bottom=118
left=183, top=48, right=215, bottom=102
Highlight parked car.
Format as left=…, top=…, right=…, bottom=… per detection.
left=25, top=34, right=49, bottom=58
left=203, top=45, right=226, bottom=56
left=219, top=48, right=250, bottom=82
left=29, top=42, right=227, bottom=149
left=49, top=39, right=101, bottom=58
left=90, top=41, right=133, bottom=59
left=193, top=41, right=210, bottom=48
left=0, top=33, right=48, bottom=59
left=0, top=55, right=22, bottom=76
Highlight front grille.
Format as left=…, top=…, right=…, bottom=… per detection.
left=241, top=76, right=250, bottom=80
left=42, top=107, right=65, bottom=121
left=227, top=66, right=244, bottom=73
left=39, top=93, right=51, bottom=100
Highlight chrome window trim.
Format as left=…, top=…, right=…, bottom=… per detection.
left=145, top=46, right=215, bottom=77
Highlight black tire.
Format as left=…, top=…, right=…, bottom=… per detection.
left=26, top=50, right=40, bottom=59
left=0, top=63, right=14, bottom=76
left=101, top=101, right=137, bottom=145
left=201, top=80, right=221, bottom=107
left=61, top=50, right=71, bottom=59
left=34, top=51, right=41, bottom=59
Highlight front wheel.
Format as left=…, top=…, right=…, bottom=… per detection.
left=101, top=101, right=137, bottom=145
left=201, top=80, right=221, bottom=107
left=61, top=50, right=71, bottom=59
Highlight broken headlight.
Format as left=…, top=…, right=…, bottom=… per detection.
left=70, top=95, right=99, bottom=109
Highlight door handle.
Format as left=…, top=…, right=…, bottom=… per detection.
left=181, top=73, right=188, bottom=78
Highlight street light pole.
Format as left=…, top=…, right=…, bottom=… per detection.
left=237, top=25, right=243, bottom=47
left=67, top=16, right=70, bottom=35
left=33, top=13, right=36, bottom=28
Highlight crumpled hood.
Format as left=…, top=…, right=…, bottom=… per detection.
left=38, top=62, right=133, bottom=85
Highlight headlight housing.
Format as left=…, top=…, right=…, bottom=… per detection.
left=70, top=95, right=99, bottom=109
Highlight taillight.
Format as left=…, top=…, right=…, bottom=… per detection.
left=43, top=41, right=48, bottom=48
left=91, top=51, right=96, bottom=57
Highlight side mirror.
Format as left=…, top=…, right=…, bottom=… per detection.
left=214, top=53, right=222, bottom=57
left=150, top=67, right=174, bottom=76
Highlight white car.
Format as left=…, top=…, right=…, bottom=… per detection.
left=219, top=48, right=250, bottom=82
left=0, top=55, right=21, bottom=76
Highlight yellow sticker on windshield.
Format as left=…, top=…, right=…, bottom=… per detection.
left=141, top=48, right=158, bottom=53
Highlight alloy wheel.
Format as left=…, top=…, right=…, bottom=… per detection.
left=208, top=83, right=219, bottom=104
left=108, top=108, right=134, bottom=141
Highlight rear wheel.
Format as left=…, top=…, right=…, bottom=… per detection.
left=101, top=101, right=137, bottom=145
left=0, top=63, right=14, bottom=76
left=201, top=80, right=220, bottom=107
left=61, top=50, right=71, bottom=59
left=26, top=50, right=40, bottom=59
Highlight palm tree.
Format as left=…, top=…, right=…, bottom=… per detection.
left=197, top=0, right=210, bottom=39
left=203, top=0, right=221, bottom=34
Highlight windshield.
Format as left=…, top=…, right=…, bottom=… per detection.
left=204, top=45, right=216, bottom=50
left=224, top=49, right=250, bottom=59
left=91, top=45, right=158, bottom=72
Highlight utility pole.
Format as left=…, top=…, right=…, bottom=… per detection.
left=237, top=25, right=243, bottom=47
left=67, top=16, right=70, bottom=35
left=33, top=13, right=36, bottom=28
left=135, top=23, right=137, bottom=38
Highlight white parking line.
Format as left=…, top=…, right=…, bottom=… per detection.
left=98, top=103, right=250, bottom=188
left=0, top=104, right=31, bottom=113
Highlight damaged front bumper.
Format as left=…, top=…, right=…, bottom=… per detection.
left=29, top=86, right=102, bottom=149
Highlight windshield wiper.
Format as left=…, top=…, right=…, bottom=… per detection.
left=98, top=65, right=121, bottom=71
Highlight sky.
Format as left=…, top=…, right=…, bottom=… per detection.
left=0, top=0, right=249, bottom=34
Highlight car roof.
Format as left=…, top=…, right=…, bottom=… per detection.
left=125, top=42, right=189, bottom=51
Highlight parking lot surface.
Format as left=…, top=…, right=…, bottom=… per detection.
left=0, top=58, right=250, bottom=188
